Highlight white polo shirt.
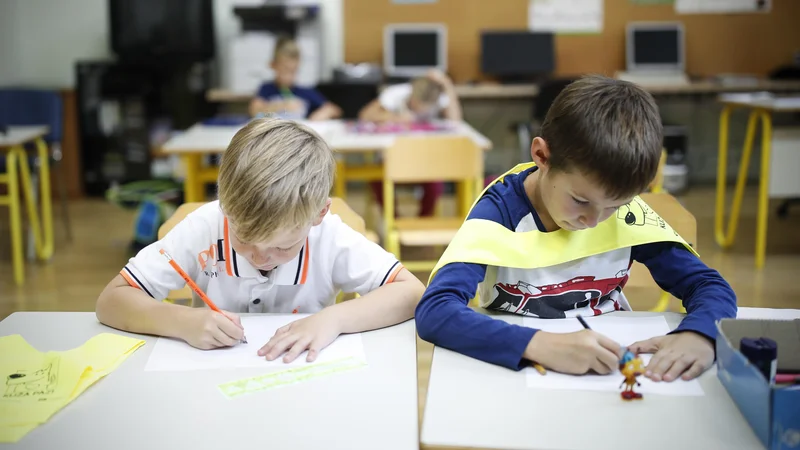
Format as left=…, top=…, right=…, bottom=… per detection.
left=120, top=201, right=403, bottom=314
left=379, top=83, right=449, bottom=114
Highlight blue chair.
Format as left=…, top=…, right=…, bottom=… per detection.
left=0, top=89, right=72, bottom=254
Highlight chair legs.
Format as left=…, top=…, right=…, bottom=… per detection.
left=53, top=160, right=72, bottom=242
left=649, top=291, right=687, bottom=313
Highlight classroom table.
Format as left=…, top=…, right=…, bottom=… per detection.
left=0, top=126, right=54, bottom=285
left=420, top=307, right=800, bottom=450
left=715, top=93, right=800, bottom=269
left=0, top=312, right=419, bottom=450
left=205, top=79, right=800, bottom=103
left=160, top=119, right=492, bottom=204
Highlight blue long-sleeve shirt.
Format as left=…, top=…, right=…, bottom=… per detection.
left=416, top=167, right=737, bottom=371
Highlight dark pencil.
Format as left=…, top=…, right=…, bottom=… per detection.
left=576, top=314, right=591, bottom=330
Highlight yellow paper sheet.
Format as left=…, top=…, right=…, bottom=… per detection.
left=0, top=333, right=144, bottom=443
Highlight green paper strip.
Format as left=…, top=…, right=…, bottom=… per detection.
left=218, top=357, right=368, bottom=399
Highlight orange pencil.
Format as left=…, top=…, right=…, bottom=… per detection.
left=533, top=362, right=547, bottom=375
left=159, top=249, right=247, bottom=344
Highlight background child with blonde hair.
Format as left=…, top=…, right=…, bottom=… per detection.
left=360, top=70, right=463, bottom=217
left=250, top=37, right=342, bottom=121
left=96, top=118, right=424, bottom=363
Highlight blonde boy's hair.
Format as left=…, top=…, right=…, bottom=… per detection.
left=410, top=77, right=442, bottom=105
left=273, top=36, right=300, bottom=61
left=218, top=118, right=335, bottom=243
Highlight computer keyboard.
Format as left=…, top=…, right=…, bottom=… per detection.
left=614, top=71, right=691, bottom=87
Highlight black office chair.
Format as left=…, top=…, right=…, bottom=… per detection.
left=515, top=78, right=575, bottom=162
left=315, top=82, right=379, bottom=120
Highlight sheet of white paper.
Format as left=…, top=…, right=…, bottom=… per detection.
left=528, top=0, right=603, bottom=34
left=522, top=315, right=704, bottom=396
left=144, top=315, right=367, bottom=372
left=675, top=0, right=770, bottom=14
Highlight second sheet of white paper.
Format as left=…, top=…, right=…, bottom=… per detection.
left=144, top=315, right=366, bottom=372
left=522, top=315, right=704, bottom=396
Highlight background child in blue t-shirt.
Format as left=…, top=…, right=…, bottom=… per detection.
left=249, top=37, right=342, bottom=121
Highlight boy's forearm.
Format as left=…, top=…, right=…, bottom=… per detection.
left=326, top=276, right=423, bottom=334
left=416, top=293, right=535, bottom=370
left=96, top=284, right=191, bottom=340
left=309, top=103, right=342, bottom=121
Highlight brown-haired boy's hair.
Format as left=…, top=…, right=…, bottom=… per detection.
left=540, top=75, right=663, bottom=199
left=273, top=36, right=300, bottom=61
left=410, top=77, right=443, bottom=105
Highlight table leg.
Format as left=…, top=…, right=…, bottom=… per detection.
left=26, top=138, right=53, bottom=260
left=334, top=159, right=347, bottom=199
left=6, top=148, right=24, bottom=285
left=715, top=106, right=756, bottom=250
left=755, top=110, right=772, bottom=269
left=182, top=154, right=202, bottom=203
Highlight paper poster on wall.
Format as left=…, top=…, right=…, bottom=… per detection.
left=675, top=0, right=770, bottom=13
left=528, top=0, right=604, bottom=34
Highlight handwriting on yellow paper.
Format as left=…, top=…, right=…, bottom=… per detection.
left=0, top=333, right=144, bottom=443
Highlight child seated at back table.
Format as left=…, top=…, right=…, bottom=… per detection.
left=359, top=70, right=464, bottom=217
left=249, top=36, right=342, bottom=121
left=416, top=75, right=737, bottom=382
left=96, top=118, right=424, bottom=362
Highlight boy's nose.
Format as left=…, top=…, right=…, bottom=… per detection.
left=580, top=213, right=600, bottom=228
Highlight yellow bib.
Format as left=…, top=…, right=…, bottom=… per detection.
left=430, top=162, right=697, bottom=285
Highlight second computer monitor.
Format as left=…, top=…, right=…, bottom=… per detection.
left=626, top=22, right=685, bottom=73
left=384, top=24, right=447, bottom=78
left=481, top=31, right=555, bottom=82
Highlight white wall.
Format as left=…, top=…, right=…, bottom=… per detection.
left=0, top=0, right=343, bottom=88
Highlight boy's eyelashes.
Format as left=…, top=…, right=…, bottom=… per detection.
left=570, top=196, right=623, bottom=211
left=571, top=196, right=590, bottom=205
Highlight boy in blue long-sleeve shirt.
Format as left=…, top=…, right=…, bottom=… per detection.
left=416, top=75, right=736, bottom=383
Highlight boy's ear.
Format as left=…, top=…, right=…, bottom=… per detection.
left=313, top=198, right=332, bottom=226
left=530, top=137, right=551, bottom=170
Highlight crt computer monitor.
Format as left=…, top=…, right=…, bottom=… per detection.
left=383, top=24, right=447, bottom=78
left=626, top=22, right=685, bottom=73
left=481, top=31, right=555, bottom=80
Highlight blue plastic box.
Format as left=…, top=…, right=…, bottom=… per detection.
left=716, top=318, right=800, bottom=450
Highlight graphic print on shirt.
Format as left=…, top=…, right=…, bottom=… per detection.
left=196, top=239, right=225, bottom=279
left=485, top=271, right=628, bottom=318
left=618, top=197, right=666, bottom=229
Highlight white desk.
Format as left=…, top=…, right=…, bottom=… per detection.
left=161, top=120, right=492, bottom=153
left=161, top=119, right=492, bottom=203
left=421, top=308, right=800, bottom=450
left=0, top=312, right=419, bottom=450
left=0, top=126, right=49, bottom=147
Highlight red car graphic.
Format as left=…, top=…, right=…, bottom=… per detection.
left=487, top=273, right=628, bottom=318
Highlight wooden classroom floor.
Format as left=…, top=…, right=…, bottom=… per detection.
left=1, top=185, right=799, bottom=433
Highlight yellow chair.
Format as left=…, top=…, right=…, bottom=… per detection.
left=625, top=192, right=697, bottom=313
left=156, top=198, right=373, bottom=304
left=647, top=149, right=668, bottom=194
left=382, top=136, right=484, bottom=273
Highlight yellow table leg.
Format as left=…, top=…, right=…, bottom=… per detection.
left=182, top=154, right=202, bottom=203
left=6, top=148, right=24, bottom=285
left=15, top=139, right=54, bottom=260
left=755, top=110, right=772, bottom=269
left=334, top=159, right=347, bottom=199
left=715, top=106, right=772, bottom=268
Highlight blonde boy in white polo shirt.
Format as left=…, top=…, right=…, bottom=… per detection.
left=96, top=118, right=424, bottom=363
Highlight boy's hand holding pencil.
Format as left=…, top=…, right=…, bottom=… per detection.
left=160, top=249, right=247, bottom=350
left=181, top=308, right=245, bottom=350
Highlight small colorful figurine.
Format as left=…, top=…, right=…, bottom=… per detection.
left=619, top=350, right=645, bottom=401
